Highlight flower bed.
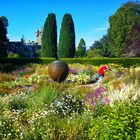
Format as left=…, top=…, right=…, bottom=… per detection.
left=0, top=63, right=140, bottom=139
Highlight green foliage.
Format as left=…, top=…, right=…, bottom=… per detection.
left=28, top=83, right=60, bottom=109
left=89, top=35, right=109, bottom=57
left=9, top=94, right=28, bottom=110
left=21, top=114, right=89, bottom=140
left=60, top=57, right=140, bottom=67
left=108, top=1, right=140, bottom=57
left=0, top=64, right=140, bottom=139
left=0, top=16, right=8, bottom=58
left=59, top=13, right=75, bottom=58
left=67, top=73, right=91, bottom=85
left=8, top=53, right=20, bottom=58
left=39, top=57, right=56, bottom=64
left=41, top=13, right=57, bottom=58
left=0, top=58, right=55, bottom=65
left=51, top=94, right=85, bottom=117
left=87, top=99, right=140, bottom=139
left=1, top=57, right=137, bottom=67
left=87, top=49, right=103, bottom=58
left=90, top=40, right=102, bottom=50
left=0, top=63, right=19, bottom=73
left=100, top=35, right=110, bottom=57
left=75, top=38, right=86, bottom=57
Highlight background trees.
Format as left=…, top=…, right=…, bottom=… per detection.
left=75, top=38, right=86, bottom=57
left=41, top=13, right=57, bottom=58
left=87, top=35, right=109, bottom=57
left=2, top=2, right=139, bottom=59
left=58, top=14, right=75, bottom=58
left=0, top=16, right=8, bottom=58
left=108, top=1, right=140, bottom=57
left=87, top=1, right=140, bottom=57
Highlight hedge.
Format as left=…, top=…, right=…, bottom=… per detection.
left=0, top=57, right=140, bottom=67
left=0, top=58, right=56, bottom=65
left=60, top=58, right=140, bottom=67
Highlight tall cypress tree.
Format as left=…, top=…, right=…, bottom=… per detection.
left=0, top=16, right=8, bottom=58
left=41, top=13, right=57, bottom=58
left=58, top=13, right=75, bottom=58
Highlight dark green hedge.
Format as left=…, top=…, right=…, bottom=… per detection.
left=0, top=58, right=56, bottom=65
left=0, top=57, right=140, bottom=67
left=60, top=58, right=140, bottom=67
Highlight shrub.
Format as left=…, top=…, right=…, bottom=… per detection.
left=8, top=53, right=20, bottom=58
left=28, top=83, right=60, bottom=109
left=87, top=99, right=140, bottom=139
left=9, top=94, right=28, bottom=110
left=51, top=94, right=85, bottom=117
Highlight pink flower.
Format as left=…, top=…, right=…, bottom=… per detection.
left=90, top=101, right=96, bottom=106
left=102, top=98, right=110, bottom=105
left=69, top=68, right=77, bottom=75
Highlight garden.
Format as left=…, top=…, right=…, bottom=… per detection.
left=0, top=61, right=140, bottom=139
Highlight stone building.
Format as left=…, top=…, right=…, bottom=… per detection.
left=35, top=27, right=43, bottom=45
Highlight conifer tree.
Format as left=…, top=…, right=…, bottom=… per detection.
left=58, top=14, right=75, bottom=58
left=75, top=38, right=86, bottom=57
left=0, top=16, right=8, bottom=58
left=41, top=13, right=57, bottom=58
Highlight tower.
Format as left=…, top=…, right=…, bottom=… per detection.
left=36, top=27, right=43, bottom=45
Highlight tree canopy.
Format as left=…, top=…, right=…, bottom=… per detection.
left=108, top=1, right=140, bottom=57
left=89, top=35, right=109, bottom=57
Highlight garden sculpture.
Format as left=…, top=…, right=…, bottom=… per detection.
left=48, top=60, right=69, bottom=82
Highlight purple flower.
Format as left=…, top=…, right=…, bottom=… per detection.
left=90, top=101, right=96, bottom=106
left=94, top=90, right=102, bottom=98
left=86, top=92, right=94, bottom=101
left=96, top=86, right=104, bottom=93
left=102, top=98, right=110, bottom=105
left=94, top=86, right=104, bottom=98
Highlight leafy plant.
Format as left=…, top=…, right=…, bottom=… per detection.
left=51, top=94, right=85, bottom=117
left=28, top=83, right=60, bottom=109
left=9, top=93, right=28, bottom=110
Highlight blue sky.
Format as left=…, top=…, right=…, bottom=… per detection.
left=0, top=0, right=130, bottom=48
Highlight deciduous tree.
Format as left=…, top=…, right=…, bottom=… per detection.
left=108, top=1, right=140, bottom=57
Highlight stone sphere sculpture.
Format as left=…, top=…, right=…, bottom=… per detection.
left=48, top=60, right=69, bottom=82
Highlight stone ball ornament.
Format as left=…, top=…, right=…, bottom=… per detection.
left=48, top=60, right=69, bottom=82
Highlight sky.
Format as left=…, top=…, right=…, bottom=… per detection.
left=0, top=0, right=131, bottom=49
